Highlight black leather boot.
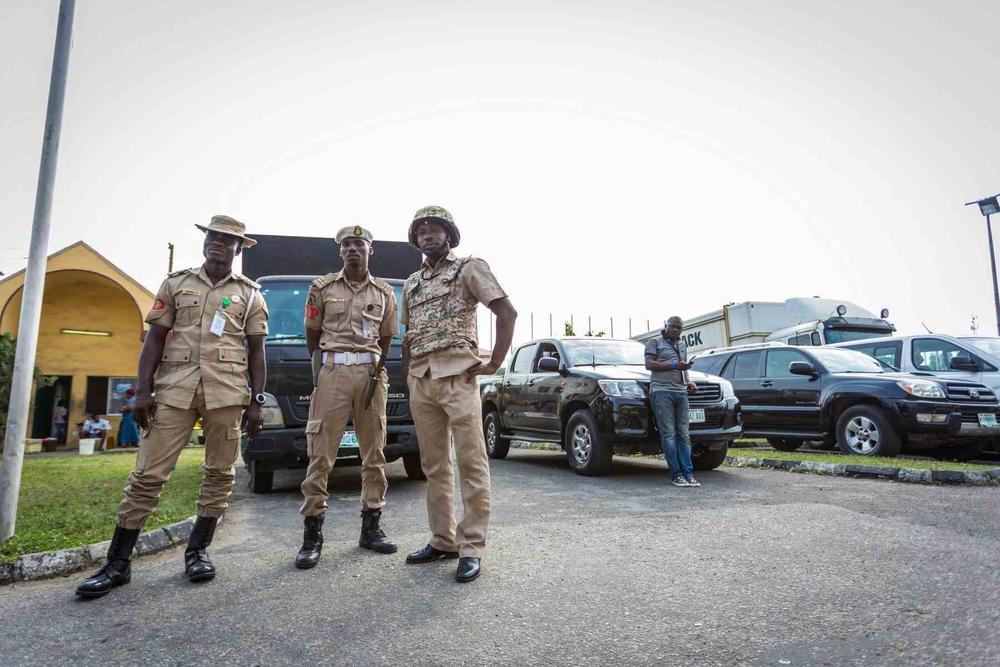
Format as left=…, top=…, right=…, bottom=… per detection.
left=456, top=557, right=481, bottom=583
left=184, top=516, right=218, bottom=582
left=295, top=515, right=324, bottom=569
left=359, top=508, right=397, bottom=554
left=76, top=525, right=140, bottom=598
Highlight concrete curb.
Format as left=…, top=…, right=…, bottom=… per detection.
left=0, top=515, right=203, bottom=586
left=725, top=456, right=1000, bottom=486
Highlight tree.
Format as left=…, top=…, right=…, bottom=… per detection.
left=0, top=333, right=54, bottom=438
left=564, top=321, right=575, bottom=336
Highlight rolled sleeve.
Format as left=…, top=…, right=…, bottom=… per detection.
left=145, top=279, right=175, bottom=328
left=380, top=289, right=399, bottom=337
left=303, top=286, right=323, bottom=331
left=462, top=257, right=507, bottom=307
left=246, top=290, right=269, bottom=336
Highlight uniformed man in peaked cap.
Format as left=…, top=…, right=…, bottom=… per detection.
left=77, top=215, right=268, bottom=598
left=294, top=225, right=399, bottom=569
left=401, top=206, right=517, bottom=583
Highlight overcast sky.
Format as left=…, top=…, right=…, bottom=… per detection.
left=3, top=0, right=1000, bottom=345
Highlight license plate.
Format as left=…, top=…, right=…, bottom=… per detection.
left=978, top=413, right=998, bottom=428
left=689, top=409, right=706, bottom=424
left=340, top=430, right=359, bottom=447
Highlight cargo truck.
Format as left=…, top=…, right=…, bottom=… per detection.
left=633, top=297, right=895, bottom=353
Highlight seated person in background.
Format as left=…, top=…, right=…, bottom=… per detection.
left=81, top=412, right=112, bottom=451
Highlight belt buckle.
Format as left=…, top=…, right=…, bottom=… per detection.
left=344, top=351, right=359, bottom=365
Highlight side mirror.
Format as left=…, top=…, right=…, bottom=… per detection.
left=789, top=361, right=819, bottom=378
left=950, top=355, right=980, bottom=372
left=537, top=357, right=560, bottom=373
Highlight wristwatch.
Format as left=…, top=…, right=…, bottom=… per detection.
left=253, top=393, right=266, bottom=406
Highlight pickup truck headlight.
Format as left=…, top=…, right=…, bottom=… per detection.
left=896, top=380, right=946, bottom=399
left=598, top=380, right=645, bottom=398
left=719, top=379, right=735, bottom=400
left=260, top=392, right=284, bottom=429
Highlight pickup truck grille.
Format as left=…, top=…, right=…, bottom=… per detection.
left=689, top=383, right=722, bottom=404
left=690, top=413, right=726, bottom=429
left=945, top=383, right=997, bottom=402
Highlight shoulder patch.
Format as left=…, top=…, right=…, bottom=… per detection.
left=234, top=273, right=261, bottom=289
left=371, top=278, right=395, bottom=297
left=167, top=267, right=193, bottom=278
left=312, top=272, right=338, bottom=289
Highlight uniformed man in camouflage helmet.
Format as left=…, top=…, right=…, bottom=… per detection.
left=77, top=215, right=268, bottom=598
left=294, top=225, right=399, bottom=569
left=401, top=206, right=517, bottom=583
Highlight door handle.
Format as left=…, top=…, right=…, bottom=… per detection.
left=760, top=381, right=774, bottom=388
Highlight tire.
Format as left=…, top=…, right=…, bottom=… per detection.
left=247, top=460, right=273, bottom=493
left=483, top=410, right=510, bottom=460
left=836, top=405, right=901, bottom=457
left=767, top=438, right=804, bottom=452
left=402, top=453, right=426, bottom=481
left=692, top=441, right=729, bottom=471
left=564, top=410, right=613, bottom=476
left=931, top=441, right=982, bottom=462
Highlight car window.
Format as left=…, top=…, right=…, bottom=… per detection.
left=765, top=349, right=810, bottom=378
left=732, top=351, right=762, bottom=379
left=511, top=344, right=537, bottom=374
left=533, top=342, right=561, bottom=372
left=844, top=341, right=902, bottom=370
left=911, top=338, right=970, bottom=372
left=691, top=354, right=725, bottom=376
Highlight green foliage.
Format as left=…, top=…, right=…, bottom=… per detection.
left=563, top=321, right=575, bottom=336
left=727, top=443, right=994, bottom=472
left=0, top=332, right=56, bottom=436
left=586, top=329, right=606, bottom=337
left=0, top=449, right=205, bottom=563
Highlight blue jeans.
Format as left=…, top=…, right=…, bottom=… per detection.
left=651, top=390, right=693, bottom=478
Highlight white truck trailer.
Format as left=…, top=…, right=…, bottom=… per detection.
left=633, top=297, right=895, bottom=353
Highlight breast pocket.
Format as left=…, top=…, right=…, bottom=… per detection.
left=224, top=303, right=247, bottom=333
left=323, top=299, right=347, bottom=330
left=355, top=296, right=385, bottom=339
left=175, top=294, right=202, bottom=327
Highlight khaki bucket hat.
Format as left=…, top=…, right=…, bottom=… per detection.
left=194, top=215, right=257, bottom=248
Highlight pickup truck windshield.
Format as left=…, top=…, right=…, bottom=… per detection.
left=562, top=339, right=646, bottom=367
left=961, top=337, right=1000, bottom=358
left=260, top=280, right=406, bottom=345
left=810, top=348, right=885, bottom=373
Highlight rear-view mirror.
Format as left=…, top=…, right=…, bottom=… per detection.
left=537, top=357, right=560, bottom=372
left=789, top=361, right=818, bottom=377
left=949, top=355, right=980, bottom=372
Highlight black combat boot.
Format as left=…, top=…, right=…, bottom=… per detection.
left=359, top=508, right=397, bottom=554
left=76, top=524, right=140, bottom=599
left=184, top=516, right=219, bottom=582
left=295, top=515, right=324, bottom=569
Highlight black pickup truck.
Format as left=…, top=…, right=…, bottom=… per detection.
left=479, top=337, right=743, bottom=476
left=690, top=343, right=1000, bottom=460
left=240, top=275, right=423, bottom=492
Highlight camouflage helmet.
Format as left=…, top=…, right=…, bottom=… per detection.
left=408, top=205, right=460, bottom=250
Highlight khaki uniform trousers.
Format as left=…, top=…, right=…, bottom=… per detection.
left=300, top=363, right=389, bottom=516
left=117, top=383, right=244, bottom=530
left=408, top=373, right=491, bottom=558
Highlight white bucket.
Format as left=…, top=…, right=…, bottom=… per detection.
left=79, top=438, right=97, bottom=455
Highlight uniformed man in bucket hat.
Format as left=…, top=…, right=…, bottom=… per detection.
left=294, top=225, right=399, bottom=569
left=401, top=206, right=517, bottom=583
left=76, top=215, right=268, bottom=598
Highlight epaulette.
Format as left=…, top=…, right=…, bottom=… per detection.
left=234, top=272, right=261, bottom=289
left=371, top=278, right=395, bottom=297
left=167, top=267, right=194, bottom=278
left=312, top=272, right=339, bottom=289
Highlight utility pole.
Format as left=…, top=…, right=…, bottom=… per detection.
left=1, top=0, right=76, bottom=543
left=966, top=194, right=1000, bottom=335
left=167, top=242, right=175, bottom=272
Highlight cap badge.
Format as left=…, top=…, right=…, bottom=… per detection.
left=354, top=225, right=363, bottom=236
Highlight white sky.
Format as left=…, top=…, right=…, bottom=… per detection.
left=3, top=0, right=1000, bottom=346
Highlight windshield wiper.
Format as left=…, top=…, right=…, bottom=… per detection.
left=265, top=334, right=306, bottom=342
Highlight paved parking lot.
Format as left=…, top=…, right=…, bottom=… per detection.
left=1, top=450, right=999, bottom=666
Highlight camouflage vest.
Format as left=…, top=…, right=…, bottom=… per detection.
left=404, top=257, right=478, bottom=359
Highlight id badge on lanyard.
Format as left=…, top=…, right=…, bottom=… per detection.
left=210, top=310, right=227, bottom=336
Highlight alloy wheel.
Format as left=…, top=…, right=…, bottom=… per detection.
left=845, top=416, right=880, bottom=455
left=485, top=417, right=497, bottom=455
left=571, top=424, right=593, bottom=464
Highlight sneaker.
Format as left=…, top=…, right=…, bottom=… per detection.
left=685, top=476, right=701, bottom=487
left=671, top=477, right=690, bottom=487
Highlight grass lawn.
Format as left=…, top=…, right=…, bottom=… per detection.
left=0, top=448, right=206, bottom=564
left=727, top=444, right=998, bottom=472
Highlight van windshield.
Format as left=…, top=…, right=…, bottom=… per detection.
left=260, top=281, right=405, bottom=345
left=824, top=329, right=892, bottom=344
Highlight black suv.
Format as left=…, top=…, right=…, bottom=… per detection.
left=690, top=343, right=1000, bottom=460
left=240, top=275, right=423, bottom=492
left=479, top=337, right=742, bottom=476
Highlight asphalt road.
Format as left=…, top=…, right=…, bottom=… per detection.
left=2, top=450, right=999, bottom=666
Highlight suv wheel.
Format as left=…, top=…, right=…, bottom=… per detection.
left=402, top=453, right=426, bottom=481
left=836, top=405, right=901, bottom=457
left=247, top=460, right=273, bottom=494
left=767, top=438, right=804, bottom=452
left=483, top=410, right=510, bottom=460
left=692, top=441, right=729, bottom=470
left=564, top=410, right=612, bottom=476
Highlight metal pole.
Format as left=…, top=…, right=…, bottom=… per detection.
left=1, top=0, right=75, bottom=543
left=167, top=242, right=175, bottom=272
left=549, top=313, right=552, bottom=336
left=530, top=312, right=534, bottom=339
left=610, top=317, right=614, bottom=338
left=987, top=213, right=1000, bottom=335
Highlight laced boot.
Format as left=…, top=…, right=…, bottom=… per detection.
left=76, top=525, right=140, bottom=598
left=359, top=508, right=397, bottom=554
left=295, top=515, right=324, bottom=569
left=184, top=516, right=219, bottom=582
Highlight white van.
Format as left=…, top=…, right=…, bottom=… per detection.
left=835, top=334, right=1000, bottom=452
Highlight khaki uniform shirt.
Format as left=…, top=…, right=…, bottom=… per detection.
left=401, top=252, right=506, bottom=379
left=146, top=266, right=269, bottom=410
left=303, top=271, right=398, bottom=355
